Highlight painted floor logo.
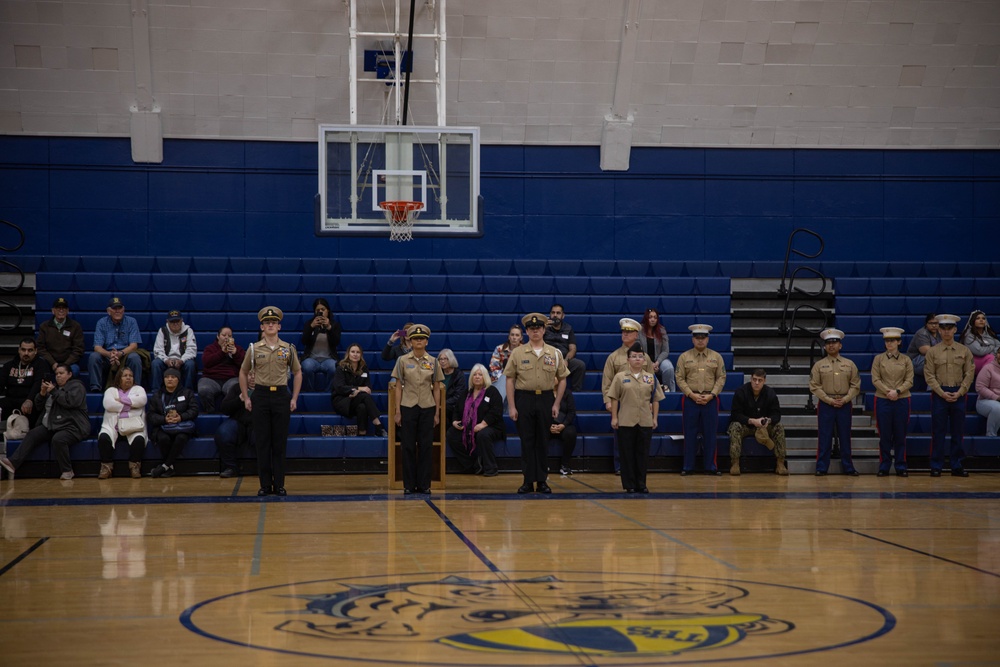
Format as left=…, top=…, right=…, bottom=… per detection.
left=181, top=571, right=895, bottom=665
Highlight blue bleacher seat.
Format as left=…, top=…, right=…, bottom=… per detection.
left=694, top=296, right=730, bottom=314
left=189, top=293, right=227, bottom=312
left=265, top=274, right=305, bottom=292
left=300, top=258, right=338, bottom=274
left=695, top=277, right=730, bottom=295
left=958, top=262, right=994, bottom=278
left=659, top=277, right=697, bottom=295
left=447, top=274, right=484, bottom=293
left=580, top=261, right=616, bottom=277
left=447, top=294, right=486, bottom=313
left=148, top=273, right=189, bottom=292
left=443, top=259, right=479, bottom=275
left=191, top=257, right=229, bottom=273
left=339, top=275, right=376, bottom=293
left=588, top=277, right=624, bottom=295
left=616, top=260, right=651, bottom=277
left=476, top=259, right=512, bottom=276
left=548, top=259, right=584, bottom=277
left=78, top=256, right=118, bottom=272
left=150, top=292, right=190, bottom=311
left=921, top=262, right=958, bottom=278
left=40, top=257, right=81, bottom=272
left=624, top=277, right=659, bottom=296
left=903, top=277, right=940, bottom=296
left=446, top=313, right=485, bottom=331
left=938, top=278, right=972, bottom=295
left=834, top=278, right=869, bottom=296
left=154, top=257, right=193, bottom=273
left=481, top=275, right=519, bottom=294
left=405, top=258, right=443, bottom=275
left=483, top=295, right=518, bottom=313
left=719, top=261, right=754, bottom=279
left=588, top=296, right=627, bottom=314
left=226, top=293, right=267, bottom=312
left=519, top=275, right=555, bottom=293
left=116, top=256, right=153, bottom=273
left=408, top=294, right=445, bottom=312
left=483, top=314, right=518, bottom=332
left=188, top=273, right=227, bottom=292
left=377, top=294, right=412, bottom=312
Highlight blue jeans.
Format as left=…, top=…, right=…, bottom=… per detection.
left=302, top=357, right=337, bottom=391
left=151, top=358, right=196, bottom=391
left=88, top=352, right=142, bottom=390
left=658, top=360, right=676, bottom=392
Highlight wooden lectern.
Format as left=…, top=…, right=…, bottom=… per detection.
left=387, top=386, right=447, bottom=490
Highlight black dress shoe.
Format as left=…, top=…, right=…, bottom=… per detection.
left=257, top=487, right=270, bottom=497
left=710, top=470, right=722, bottom=476
left=624, top=488, right=635, bottom=494
left=951, top=469, right=969, bottom=477
left=537, top=483, right=552, bottom=494
left=404, top=488, right=415, bottom=495
left=680, top=470, right=691, bottom=476
left=845, top=470, right=860, bottom=477
left=876, top=471, right=888, bottom=477
left=815, top=470, right=827, bottom=476
left=638, top=487, right=649, bottom=494
left=517, top=484, right=533, bottom=494
left=930, top=470, right=942, bottom=477
left=896, top=471, right=908, bottom=477
left=275, top=487, right=287, bottom=496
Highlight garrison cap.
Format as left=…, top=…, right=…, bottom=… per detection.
left=258, top=306, right=283, bottom=322
left=406, top=323, right=431, bottom=339
left=522, top=313, right=547, bottom=329
left=627, top=342, right=644, bottom=355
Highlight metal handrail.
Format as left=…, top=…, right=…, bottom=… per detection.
left=778, top=266, right=828, bottom=333
left=779, top=304, right=830, bottom=374
left=0, top=218, right=25, bottom=253
left=778, top=228, right=824, bottom=295
left=0, top=218, right=28, bottom=330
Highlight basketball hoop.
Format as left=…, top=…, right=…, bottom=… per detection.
left=380, top=200, right=423, bottom=242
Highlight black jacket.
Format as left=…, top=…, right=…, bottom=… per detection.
left=452, top=385, right=505, bottom=438
left=147, top=386, right=200, bottom=436
left=728, top=382, right=782, bottom=427
left=330, top=363, right=373, bottom=417
left=443, top=369, right=467, bottom=425
left=301, top=319, right=342, bottom=359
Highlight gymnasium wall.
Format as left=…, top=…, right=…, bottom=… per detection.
left=2, top=135, right=998, bottom=262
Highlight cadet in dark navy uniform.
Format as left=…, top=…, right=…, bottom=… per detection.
left=239, top=306, right=302, bottom=497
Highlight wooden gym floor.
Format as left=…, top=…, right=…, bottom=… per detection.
left=1, top=472, right=998, bottom=666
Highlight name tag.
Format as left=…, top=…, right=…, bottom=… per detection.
left=361, top=372, right=368, bottom=378
left=484, top=396, right=490, bottom=402
left=561, top=333, right=569, bottom=339
left=63, top=330, right=71, bottom=337
left=623, top=378, right=631, bottom=383
left=178, top=396, right=186, bottom=402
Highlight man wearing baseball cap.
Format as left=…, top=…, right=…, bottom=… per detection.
left=809, top=328, right=861, bottom=476
left=36, top=297, right=85, bottom=377
left=870, top=327, right=914, bottom=477
left=151, top=310, right=198, bottom=392
left=676, top=324, right=727, bottom=475
left=88, top=296, right=144, bottom=391
left=923, top=314, right=974, bottom=477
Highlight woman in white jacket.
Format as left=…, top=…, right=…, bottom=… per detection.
left=98, top=368, right=148, bottom=479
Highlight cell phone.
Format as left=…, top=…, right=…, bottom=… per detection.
left=396, top=329, right=407, bottom=338
left=44, top=373, right=55, bottom=383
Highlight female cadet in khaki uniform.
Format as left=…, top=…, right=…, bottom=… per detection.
left=870, top=326, right=914, bottom=477
left=239, top=306, right=302, bottom=497
left=609, top=342, right=665, bottom=493
left=391, top=324, right=444, bottom=494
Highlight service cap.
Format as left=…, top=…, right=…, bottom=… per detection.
left=619, top=317, right=641, bottom=332
left=521, top=312, right=547, bottom=329
left=689, top=323, right=713, bottom=336
left=258, top=306, right=283, bottom=322
left=820, top=328, right=845, bottom=342
left=406, top=323, right=431, bottom=339
left=879, top=327, right=905, bottom=339
left=936, top=314, right=960, bottom=326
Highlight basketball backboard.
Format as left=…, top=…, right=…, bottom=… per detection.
left=317, top=124, right=481, bottom=237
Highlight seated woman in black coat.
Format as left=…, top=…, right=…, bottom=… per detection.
left=331, top=343, right=386, bottom=436
left=438, top=348, right=467, bottom=427
left=447, top=363, right=504, bottom=476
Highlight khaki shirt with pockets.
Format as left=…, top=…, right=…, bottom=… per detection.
left=504, top=344, right=569, bottom=392
left=241, top=339, right=301, bottom=387
left=608, top=370, right=664, bottom=428
left=391, top=352, right=444, bottom=408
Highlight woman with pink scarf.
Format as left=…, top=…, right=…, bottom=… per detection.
left=446, top=364, right=505, bottom=477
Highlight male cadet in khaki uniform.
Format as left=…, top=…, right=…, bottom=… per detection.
left=391, top=324, right=444, bottom=494
left=505, top=312, right=569, bottom=494
left=809, top=328, right=861, bottom=476
left=601, top=318, right=654, bottom=474
left=923, top=314, right=975, bottom=477
left=676, top=324, right=727, bottom=475
left=870, top=327, right=914, bottom=477
left=240, top=306, right=302, bottom=497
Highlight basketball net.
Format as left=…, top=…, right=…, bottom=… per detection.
left=380, top=200, right=423, bottom=242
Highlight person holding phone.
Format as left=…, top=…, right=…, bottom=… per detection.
left=726, top=369, right=787, bottom=476
left=301, top=298, right=342, bottom=391
left=198, top=326, right=246, bottom=413
left=382, top=322, right=413, bottom=362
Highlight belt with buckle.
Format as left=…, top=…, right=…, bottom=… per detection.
left=516, top=389, right=544, bottom=395
left=265, top=385, right=285, bottom=392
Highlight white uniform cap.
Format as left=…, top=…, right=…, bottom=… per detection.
left=619, top=318, right=641, bottom=332
left=936, top=314, right=960, bottom=326
left=879, top=327, right=905, bottom=339
left=688, top=324, right=713, bottom=335
left=820, top=328, right=845, bottom=341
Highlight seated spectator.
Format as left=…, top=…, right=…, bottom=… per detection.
left=544, top=304, right=586, bottom=392
left=960, top=310, right=1000, bottom=376
left=147, top=368, right=199, bottom=478
left=301, top=297, right=342, bottom=391
left=198, top=326, right=245, bottom=413
left=0, top=364, right=89, bottom=481
left=151, top=310, right=198, bottom=391
left=216, top=371, right=255, bottom=478
left=1, top=338, right=47, bottom=429
left=97, top=368, right=147, bottom=479
left=381, top=322, right=413, bottom=363
left=976, top=350, right=1000, bottom=437
left=551, top=386, right=578, bottom=477
left=331, top=344, right=386, bottom=436
left=88, top=296, right=143, bottom=392
left=488, top=324, right=522, bottom=407
left=446, top=363, right=503, bottom=476
left=36, top=296, right=85, bottom=376
left=439, top=349, right=467, bottom=429
left=641, top=308, right=676, bottom=392
left=906, top=313, right=940, bottom=390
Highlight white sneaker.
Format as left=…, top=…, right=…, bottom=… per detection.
left=59, top=471, right=75, bottom=481
left=0, top=455, right=14, bottom=477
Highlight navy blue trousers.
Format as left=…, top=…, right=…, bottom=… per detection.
left=816, top=401, right=855, bottom=474
left=681, top=396, right=719, bottom=473
left=930, top=387, right=966, bottom=472
left=874, top=396, right=909, bottom=473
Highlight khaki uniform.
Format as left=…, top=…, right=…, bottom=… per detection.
left=391, top=352, right=444, bottom=408
left=608, top=370, right=664, bottom=428
left=924, top=342, right=974, bottom=397
left=241, top=340, right=301, bottom=388
left=808, top=356, right=860, bottom=404
left=871, top=352, right=914, bottom=399
left=675, top=349, right=726, bottom=397
left=504, top=344, right=569, bottom=391
left=601, top=346, right=653, bottom=401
